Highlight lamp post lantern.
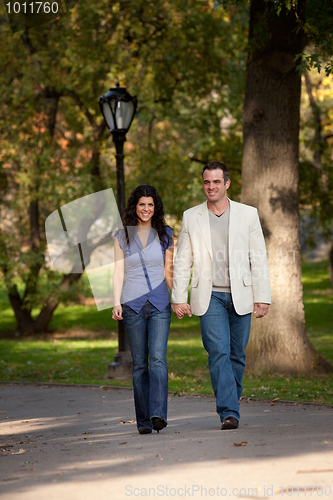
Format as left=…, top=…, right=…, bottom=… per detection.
left=99, top=82, right=137, bottom=379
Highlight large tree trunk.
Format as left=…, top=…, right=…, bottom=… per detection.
left=241, top=0, right=332, bottom=373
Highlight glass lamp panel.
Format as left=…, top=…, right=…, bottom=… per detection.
left=102, top=102, right=115, bottom=130
left=116, top=101, right=134, bottom=130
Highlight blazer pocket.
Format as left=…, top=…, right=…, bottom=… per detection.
left=242, top=273, right=252, bottom=286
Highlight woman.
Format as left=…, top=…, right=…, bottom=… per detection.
left=112, top=185, right=174, bottom=434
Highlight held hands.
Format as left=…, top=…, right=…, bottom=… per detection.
left=112, top=305, right=123, bottom=320
left=172, top=303, right=192, bottom=319
left=253, top=303, right=269, bottom=318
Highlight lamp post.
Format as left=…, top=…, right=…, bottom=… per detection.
left=99, top=82, right=137, bottom=379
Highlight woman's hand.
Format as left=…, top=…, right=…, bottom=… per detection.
left=172, top=303, right=191, bottom=319
left=112, top=305, right=123, bottom=320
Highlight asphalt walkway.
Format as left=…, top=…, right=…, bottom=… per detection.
left=1, top=383, right=333, bottom=499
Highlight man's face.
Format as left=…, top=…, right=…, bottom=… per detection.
left=202, top=169, right=230, bottom=203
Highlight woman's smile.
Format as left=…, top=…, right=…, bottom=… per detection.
left=136, top=196, right=155, bottom=225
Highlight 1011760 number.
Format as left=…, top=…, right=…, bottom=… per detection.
left=279, top=485, right=331, bottom=496
left=6, top=2, right=59, bottom=14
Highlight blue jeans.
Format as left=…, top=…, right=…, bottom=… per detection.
left=200, top=292, right=251, bottom=422
left=122, top=301, right=171, bottom=430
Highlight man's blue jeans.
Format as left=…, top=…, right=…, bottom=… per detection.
left=200, top=292, right=251, bottom=422
left=122, top=302, right=171, bottom=431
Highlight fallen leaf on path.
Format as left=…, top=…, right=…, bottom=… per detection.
left=11, top=449, right=26, bottom=455
left=272, top=398, right=280, bottom=402
left=233, top=442, right=247, bottom=447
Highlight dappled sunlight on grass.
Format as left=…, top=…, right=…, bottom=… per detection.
left=242, top=371, right=333, bottom=405
left=302, top=260, right=332, bottom=288
left=0, top=339, right=118, bottom=385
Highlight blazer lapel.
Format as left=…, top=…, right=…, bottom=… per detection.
left=228, top=199, right=241, bottom=253
left=197, top=201, right=212, bottom=258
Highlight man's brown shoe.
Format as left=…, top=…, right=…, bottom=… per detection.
left=221, top=417, right=239, bottom=430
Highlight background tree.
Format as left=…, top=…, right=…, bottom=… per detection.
left=237, top=0, right=333, bottom=373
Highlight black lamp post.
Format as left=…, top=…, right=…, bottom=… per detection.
left=99, top=82, right=137, bottom=379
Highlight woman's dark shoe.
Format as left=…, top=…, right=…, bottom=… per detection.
left=151, top=417, right=167, bottom=433
left=138, top=427, right=152, bottom=434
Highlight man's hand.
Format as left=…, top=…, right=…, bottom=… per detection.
left=253, top=303, right=269, bottom=318
left=172, top=303, right=192, bottom=319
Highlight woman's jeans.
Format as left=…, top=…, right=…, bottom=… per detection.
left=200, top=292, right=251, bottom=422
left=122, top=301, right=171, bottom=430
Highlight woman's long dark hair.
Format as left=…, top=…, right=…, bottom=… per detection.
left=123, top=185, right=171, bottom=249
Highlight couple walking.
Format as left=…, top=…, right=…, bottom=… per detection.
left=112, top=161, right=271, bottom=434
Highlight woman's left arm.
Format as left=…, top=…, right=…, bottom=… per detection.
left=164, top=236, right=174, bottom=292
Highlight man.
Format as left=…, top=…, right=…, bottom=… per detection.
left=172, top=161, right=271, bottom=430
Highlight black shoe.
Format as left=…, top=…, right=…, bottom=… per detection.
left=221, top=417, right=239, bottom=430
left=151, top=417, right=167, bottom=433
left=138, top=427, right=152, bottom=434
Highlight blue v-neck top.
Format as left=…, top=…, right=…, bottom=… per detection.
left=115, top=226, right=173, bottom=313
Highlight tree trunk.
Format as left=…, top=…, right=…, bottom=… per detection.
left=241, top=0, right=332, bottom=373
left=8, top=287, right=37, bottom=335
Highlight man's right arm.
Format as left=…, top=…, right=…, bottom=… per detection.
left=172, top=213, right=193, bottom=317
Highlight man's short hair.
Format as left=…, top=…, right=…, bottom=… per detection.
left=202, top=161, right=229, bottom=183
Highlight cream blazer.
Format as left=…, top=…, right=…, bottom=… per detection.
left=172, top=199, right=271, bottom=316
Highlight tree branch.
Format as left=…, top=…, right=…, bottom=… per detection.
left=188, top=156, right=209, bottom=165
left=67, top=90, right=98, bottom=130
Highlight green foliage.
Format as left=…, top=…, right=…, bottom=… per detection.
left=217, top=0, right=333, bottom=73
left=0, top=0, right=248, bottom=327
left=304, top=0, right=333, bottom=62
left=296, top=53, right=325, bottom=74
left=299, top=68, right=333, bottom=243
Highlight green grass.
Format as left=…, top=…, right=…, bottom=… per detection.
left=0, top=339, right=121, bottom=386
left=0, top=261, right=333, bottom=404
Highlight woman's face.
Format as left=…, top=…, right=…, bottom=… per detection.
left=136, top=196, right=155, bottom=225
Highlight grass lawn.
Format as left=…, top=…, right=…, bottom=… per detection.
left=0, top=261, right=332, bottom=404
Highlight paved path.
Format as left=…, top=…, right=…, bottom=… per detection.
left=1, top=383, right=333, bottom=499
